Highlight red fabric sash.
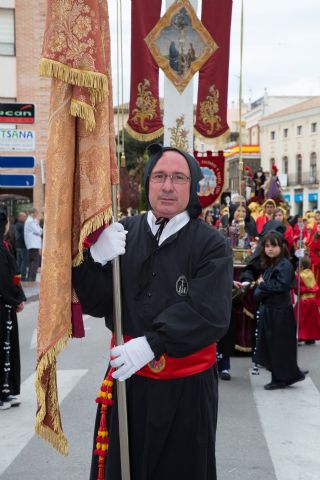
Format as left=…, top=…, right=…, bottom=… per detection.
left=126, top=0, right=163, bottom=141
left=194, top=0, right=233, bottom=138
left=116, top=335, right=217, bottom=380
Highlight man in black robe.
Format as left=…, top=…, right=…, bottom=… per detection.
left=73, top=145, right=233, bottom=480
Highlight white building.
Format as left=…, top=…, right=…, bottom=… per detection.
left=244, top=90, right=312, bottom=147
left=259, top=96, right=320, bottom=215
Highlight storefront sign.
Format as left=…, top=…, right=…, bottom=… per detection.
left=0, top=174, right=35, bottom=188
left=0, top=103, right=35, bottom=124
left=0, top=156, right=35, bottom=168
left=308, top=192, right=318, bottom=202
left=0, top=129, right=35, bottom=152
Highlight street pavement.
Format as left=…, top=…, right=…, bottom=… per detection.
left=1, top=296, right=320, bottom=480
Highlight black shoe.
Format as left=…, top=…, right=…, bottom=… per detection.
left=264, top=381, right=287, bottom=390
left=285, top=372, right=305, bottom=386
left=219, top=370, right=231, bottom=381
left=3, top=396, right=21, bottom=407
left=305, top=340, right=316, bottom=345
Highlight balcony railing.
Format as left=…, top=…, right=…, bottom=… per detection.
left=287, top=172, right=318, bottom=186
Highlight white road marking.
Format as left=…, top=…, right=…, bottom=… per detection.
left=0, top=369, right=87, bottom=476
left=30, top=328, right=37, bottom=349
left=250, top=369, right=320, bottom=480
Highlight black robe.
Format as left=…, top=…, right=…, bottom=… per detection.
left=253, top=257, right=300, bottom=382
left=0, top=242, right=26, bottom=400
left=73, top=214, right=233, bottom=480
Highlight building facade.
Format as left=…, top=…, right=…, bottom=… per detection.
left=0, top=0, right=50, bottom=214
left=259, top=97, right=320, bottom=215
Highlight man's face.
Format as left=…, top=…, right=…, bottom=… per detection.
left=148, top=151, right=191, bottom=219
left=265, top=203, right=274, bottom=215
left=18, top=213, right=26, bottom=223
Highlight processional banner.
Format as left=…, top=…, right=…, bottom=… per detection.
left=145, top=0, right=218, bottom=152
left=195, top=150, right=225, bottom=208
left=194, top=0, right=233, bottom=139
left=36, top=0, right=118, bottom=455
left=126, top=0, right=164, bottom=141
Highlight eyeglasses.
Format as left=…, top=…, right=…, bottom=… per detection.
left=150, top=172, right=190, bottom=184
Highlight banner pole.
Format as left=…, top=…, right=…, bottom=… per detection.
left=111, top=1, right=131, bottom=479
left=238, top=0, right=244, bottom=198
left=112, top=185, right=131, bottom=480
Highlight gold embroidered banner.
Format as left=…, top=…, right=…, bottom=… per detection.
left=194, top=0, right=233, bottom=138
left=35, top=0, right=118, bottom=455
left=126, top=0, right=163, bottom=141
left=39, top=0, right=111, bottom=131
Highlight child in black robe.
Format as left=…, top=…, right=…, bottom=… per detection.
left=253, top=231, right=305, bottom=390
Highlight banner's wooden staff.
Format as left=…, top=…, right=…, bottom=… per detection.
left=238, top=0, right=245, bottom=236
left=114, top=1, right=131, bottom=478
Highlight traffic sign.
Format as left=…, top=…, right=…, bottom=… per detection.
left=0, top=174, right=35, bottom=188
left=0, top=103, right=35, bottom=124
left=0, top=156, right=35, bottom=168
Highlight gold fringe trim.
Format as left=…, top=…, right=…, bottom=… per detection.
left=243, top=307, right=255, bottom=319
left=88, top=87, right=106, bottom=106
left=193, top=126, right=230, bottom=143
left=39, top=58, right=108, bottom=99
left=70, top=99, right=95, bottom=132
left=35, top=327, right=72, bottom=455
left=234, top=344, right=252, bottom=353
left=72, top=207, right=113, bottom=267
left=125, top=123, right=164, bottom=142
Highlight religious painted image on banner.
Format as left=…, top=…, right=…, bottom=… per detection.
left=197, top=167, right=217, bottom=196
left=145, top=0, right=217, bottom=93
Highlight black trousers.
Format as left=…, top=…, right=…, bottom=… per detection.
left=27, top=249, right=39, bottom=281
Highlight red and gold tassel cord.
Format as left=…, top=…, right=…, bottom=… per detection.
left=13, top=274, right=22, bottom=286
left=94, top=368, right=115, bottom=480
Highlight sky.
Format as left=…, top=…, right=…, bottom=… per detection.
left=108, top=0, right=320, bottom=106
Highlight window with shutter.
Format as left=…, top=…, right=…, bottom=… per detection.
left=0, top=8, right=15, bottom=56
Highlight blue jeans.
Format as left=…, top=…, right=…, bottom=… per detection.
left=16, top=248, right=28, bottom=280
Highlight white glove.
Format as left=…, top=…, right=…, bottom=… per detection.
left=295, top=248, right=305, bottom=259
left=110, top=337, right=155, bottom=381
left=90, top=222, right=127, bottom=265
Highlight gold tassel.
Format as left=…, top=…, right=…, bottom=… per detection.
left=39, top=58, right=108, bottom=97
left=72, top=207, right=114, bottom=267
left=35, top=327, right=72, bottom=455
left=125, top=123, right=164, bottom=142
left=70, top=99, right=96, bottom=132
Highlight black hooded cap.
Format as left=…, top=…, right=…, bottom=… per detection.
left=248, top=220, right=286, bottom=263
left=144, top=144, right=203, bottom=218
left=259, top=219, right=286, bottom=239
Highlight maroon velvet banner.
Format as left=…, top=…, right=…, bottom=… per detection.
left=195, top=150, right=225, bottom=208
left=194, top=0, right=233, bottom=138
left=126, top=0, right=163, bottom=141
